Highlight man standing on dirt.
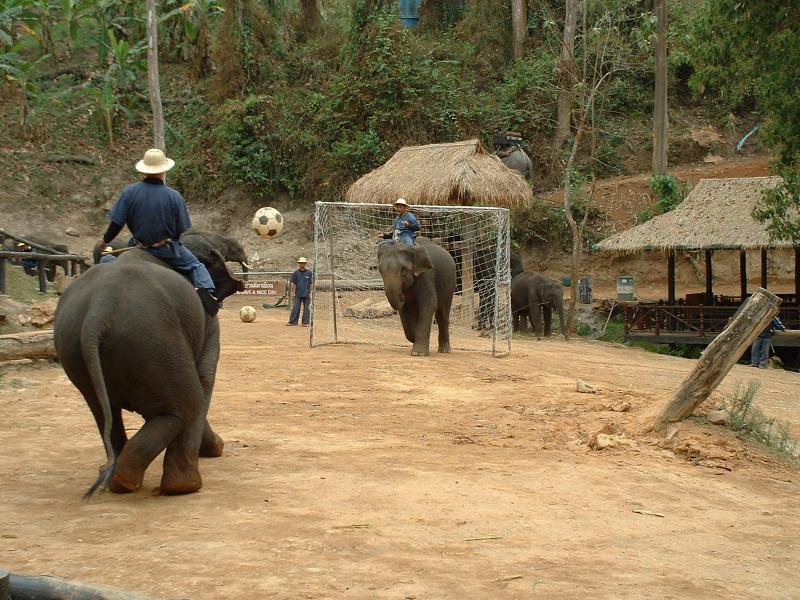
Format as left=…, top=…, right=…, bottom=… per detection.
left=287, top=257, right=313, bottom=326
left=750, top=315, right=785, bottom=368
left=93, top=148, right=220, bottom=316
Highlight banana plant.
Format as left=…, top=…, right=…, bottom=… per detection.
left=29, top=0, right=61, bottom=62
left=103, top=28, right=145, bottom=95
left=60, top=0, right=94, bottom=58
left=160, top=0, right=222, bottom=78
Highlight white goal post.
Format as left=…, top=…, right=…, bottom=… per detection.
left=310, top=201, right=512, bottom=357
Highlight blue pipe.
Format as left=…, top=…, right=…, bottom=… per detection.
left=399, top=0, right=421, bottom=27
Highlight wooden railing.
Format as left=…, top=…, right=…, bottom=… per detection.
left=624, top=303, right=800, bottom=337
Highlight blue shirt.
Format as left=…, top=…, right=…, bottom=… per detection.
left=290, top=268, right=313, bottom=298
left=393, top=211, right=420, bottom=237
left=108, top=178, right=192, bottom=245
left=758, top=316, right=786, bottom=338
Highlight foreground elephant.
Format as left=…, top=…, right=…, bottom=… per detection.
left=511, top=271, right=566, bottom=338
left=54, top=247, right=244, bottom=496
left=378, top=238, right=456, bottom=356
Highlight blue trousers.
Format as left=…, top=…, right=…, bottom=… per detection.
left=751, top=337, right=771, bottom=368
left=289, top=296, right=310, bottom=325
left=397, top=232, right=416, bottom=246
left=148, top=242, right=215, bottom=292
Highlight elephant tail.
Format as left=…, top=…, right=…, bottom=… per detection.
left=79, top=306, right=116, bottom=499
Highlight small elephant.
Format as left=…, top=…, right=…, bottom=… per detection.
left=54, top=244, right=245, bottom=497
left=511, top=271, right=566, bottom=338
left=378, top=237, right=456, bottom=356
left=180, top=229, right=250, bottom=273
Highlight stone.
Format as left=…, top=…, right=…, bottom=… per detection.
left=610, top=400, right=632, bottom=412
left=706, top=409, right=729, bottom=426
left=576, top=379, right=596, bottom=394
left=64, top=227, right=81, bottom=237
left=17, top=299, right=59, bottom=328
left=593, top=433, right=615, bottom=450
left=588, top=423, right=617, bottom=449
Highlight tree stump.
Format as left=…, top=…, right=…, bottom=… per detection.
left=651, top=287, right=781, bottom=433
left=0, top=331, right=56, bottom=362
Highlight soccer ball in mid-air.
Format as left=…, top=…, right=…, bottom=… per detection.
left=252, top=207, right=284, bottom=239
left=240, top=306, right=257, bottom=323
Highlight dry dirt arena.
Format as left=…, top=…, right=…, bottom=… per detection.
left=2, top=300, right=800, bottom=600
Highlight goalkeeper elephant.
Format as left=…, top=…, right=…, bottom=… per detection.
left=378, top=237, right=456, bottom=356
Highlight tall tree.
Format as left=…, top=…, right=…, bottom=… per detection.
left=652, top=0, right=668, bottom=174
left=146, top=0, right=165, bottom=150
left=554, top=0, right=577, bottom=153
left=299, top=0, right=321, bottom=34
left=511, top=0, right=526, bottom=59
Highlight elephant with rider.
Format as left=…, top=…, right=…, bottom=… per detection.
left=378, top=237, right=456, bottom=356
left=54, top=235, right=245, bottom=496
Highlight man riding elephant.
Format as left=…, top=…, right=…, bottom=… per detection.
left=93, top=148, right=220, bottom=316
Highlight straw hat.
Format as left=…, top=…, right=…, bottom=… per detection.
left=394, top=198, right=409, bottom=207
left=297, top=257, right=308, bottom=263
left=135, top=148, right=175, bottom=174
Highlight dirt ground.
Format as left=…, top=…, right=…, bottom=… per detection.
left=1, top=299, right=799, bottom=599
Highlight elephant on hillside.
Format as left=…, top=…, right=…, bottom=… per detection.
left=511, top=271, right=566, bottom=339
left=54, top=244, right=245, bottom=497
left=498, top=147, right=533, bottom=179
left=378, top=237, right=456, bottom=356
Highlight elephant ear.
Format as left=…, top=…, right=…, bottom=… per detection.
left=411, top=246, right=433, bottom=277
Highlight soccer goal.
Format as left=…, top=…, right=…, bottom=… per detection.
left=310, top=201, right=512, bottom=357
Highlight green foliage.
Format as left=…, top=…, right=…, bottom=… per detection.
left=648, top=174, right=688, bottom=213
left=687, top=1, right=800, bottom=240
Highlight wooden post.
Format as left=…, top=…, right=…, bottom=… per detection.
left=0, top=331, right=56, bottom=362
left=651, top=287, right=781, bottom=433
left=761, top=248, right=768, bottom=289
left=37, top=263, right=47, bottom=293
left=0, top=257, right=6, bottom=295
left=704, top=249, right=713, bottom=305
left=740, top=250, right=748, bottom=299
left=667, top=250, right=676, bottom=304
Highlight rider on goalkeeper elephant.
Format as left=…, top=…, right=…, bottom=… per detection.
left=93, top=149, right=220, bottom=316
left=381, top=198, right=420, bottom=246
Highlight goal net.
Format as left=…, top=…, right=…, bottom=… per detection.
left=310, top=202, right=512, bottom=357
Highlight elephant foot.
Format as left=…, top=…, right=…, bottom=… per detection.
left=109, top=468, right=142, bottom=494
left=161, top=468, right=202, bottom=495
left=199, top=430, right=224, bottom=458
left=411, top=348, right=430, bottom=357
left=438, top=343, right=451, bottom=353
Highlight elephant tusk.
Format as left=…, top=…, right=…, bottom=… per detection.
left=241, top=262, right=252, bottom=269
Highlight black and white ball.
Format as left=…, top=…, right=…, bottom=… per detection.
left=252, top=207, right=284, bottom=239
left=239, top=306, right=257, bottom=323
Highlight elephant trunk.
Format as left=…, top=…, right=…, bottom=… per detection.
left=383, top=279, right=405, bottom=311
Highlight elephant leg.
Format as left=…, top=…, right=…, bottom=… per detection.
left=84, top=392, right=128, bottom=458
left=399, top=303, right=417, bottom=344
left=543, top=305, right=553, bottom=337
left=531, top=303, right=543, bottom=338
left=162, top=415, right=205, bottom=495
left=109, top=414, right=182, bottom=493
left=196, top=321, right=223, bottom=459
left=437, top=299, right=452, bottom=354
left=517, top=308, right=528, bottom=332
left=412, top=304, right=434, bottom=356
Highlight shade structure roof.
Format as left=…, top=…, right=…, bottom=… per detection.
left=345, top=139, right=532, bottom=208
left=594, top=176, right=795, bottom=254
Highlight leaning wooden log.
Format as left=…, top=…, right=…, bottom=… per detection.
left=0, top=331, right=56, bottom=362
left=651, top=287, right=781, bottom=433
left=6, top=570, right=166, bottom=600
left=43, top=154, right=98, bottom=166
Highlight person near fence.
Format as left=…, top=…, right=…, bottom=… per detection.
left=380, top=198, right=419, bottom=246
left=93, top=148, right=220, bottom=316
left=288, top=257, right=313, bottom=326
left=750, top=315, right=785, bottom=368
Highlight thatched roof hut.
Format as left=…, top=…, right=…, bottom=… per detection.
left=345, top=139, right=532, bottom=208
left=595, top=176, right=789, bottom=254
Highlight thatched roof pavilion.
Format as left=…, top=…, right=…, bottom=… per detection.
left=345, top=139, right=532, bottom=208
left=596, top=177, right=789, bottom=253
left=594, top=176, right=798, bottom=304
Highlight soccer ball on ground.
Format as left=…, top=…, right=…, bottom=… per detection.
left=240, top=306, right=257, bottom=323
left=252, top=207, right=284, bottom=239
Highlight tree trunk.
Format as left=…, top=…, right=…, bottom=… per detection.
left=299, top=0, right=321, bottom=34
left=651, top=288, right=781, bottom=433
left=554, top=0, right=578, bottom=153
left=0, top=331, right=56, bottom=362
left=511, top=0, right=527, bottom=60
left=652, top=0, right=668, bottom=174
left=146, top=0, right=166, bottom=151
